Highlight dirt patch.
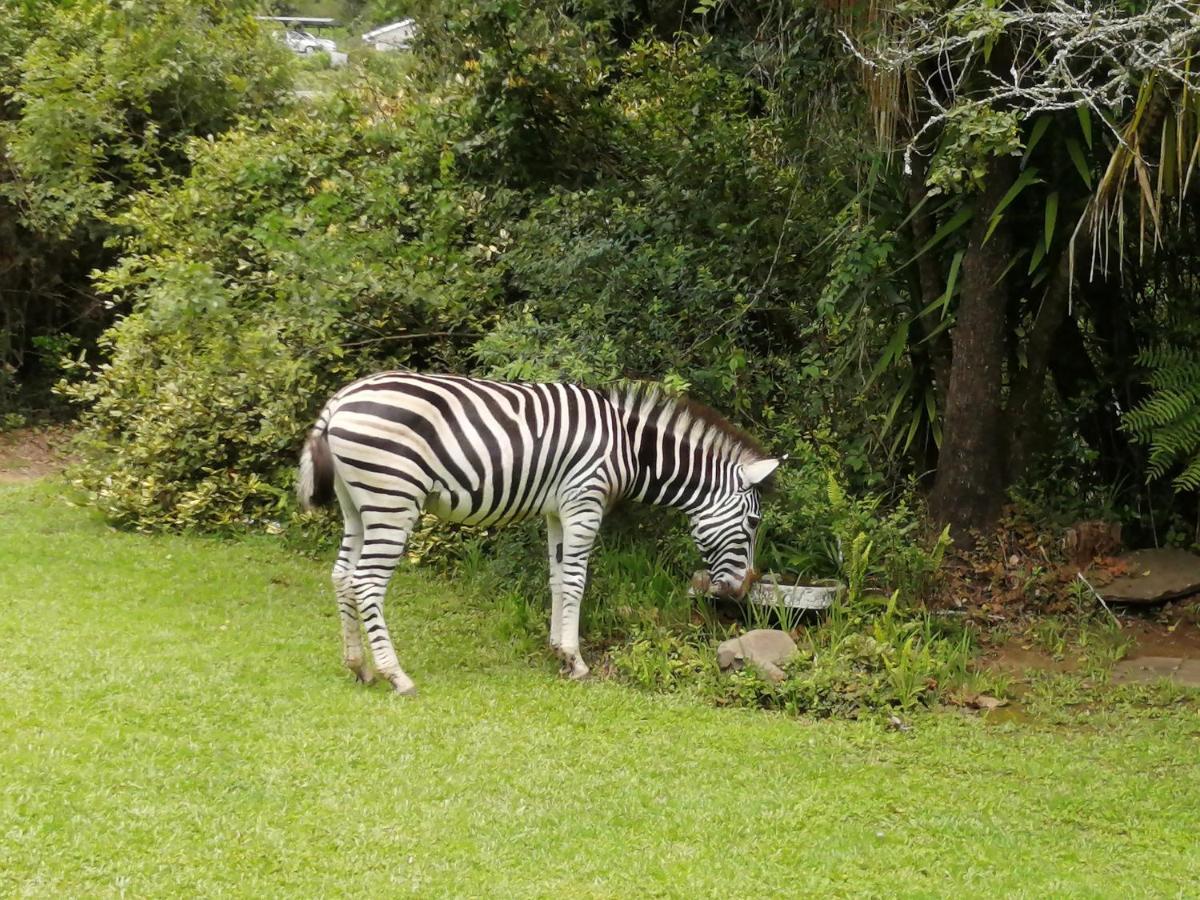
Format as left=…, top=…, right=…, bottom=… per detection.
left=981, top=639, right=1080, bottom=678
left=1117, top=615, right=1200, bottom=658
left=0, top=426, right=75, bottom=483
left=979, top=612, right=1200, bottom=697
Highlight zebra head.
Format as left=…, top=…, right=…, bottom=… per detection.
left=690, top=457, right=780, bottom=600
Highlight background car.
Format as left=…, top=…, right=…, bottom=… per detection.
left=281, top=28, right=337, bottom=55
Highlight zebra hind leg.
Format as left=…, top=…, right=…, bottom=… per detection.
left=353, top=510, right=421, bottom=696
left=557, top=509, right=602, bottom=680
left=332, top=480, right=371, bottom=683
left=545, top=513, right=564, bottom=652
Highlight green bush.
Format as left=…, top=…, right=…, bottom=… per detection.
left=300, top=50, right=334, bottom=71
left=65, top=30, right=847, bottom=533
left=0, top=0, right=292, bottom=415
left=63, top=76, right=504, bottom=528
left=757, top=441, right=950, bottom=599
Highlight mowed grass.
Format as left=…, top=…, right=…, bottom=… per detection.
left=2, top=482, right=1200, bottom=897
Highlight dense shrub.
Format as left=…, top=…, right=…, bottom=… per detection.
left=65, top=27, right=846, bottom=536
left=1, top=0, right=292, bottom=415
left=64, top=74, right=505, bottom=527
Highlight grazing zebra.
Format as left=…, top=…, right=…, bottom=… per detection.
left=297, top=372, right=779, bottom=695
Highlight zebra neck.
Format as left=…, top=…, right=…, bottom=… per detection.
left=620, top=414, right=729, bottom=514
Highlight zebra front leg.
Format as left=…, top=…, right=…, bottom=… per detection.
left=558, top=511, right=602, bottom=680
left=332, top=480, right=371, bottom=683
left=353, top=512, right=420, bottom=696
left=546, top=513, right=564, bottom=652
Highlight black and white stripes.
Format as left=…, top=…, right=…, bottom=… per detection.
left=297, top=372, right=778, bottom=693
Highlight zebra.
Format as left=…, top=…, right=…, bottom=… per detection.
left=297, top=371, right=780, bottom=695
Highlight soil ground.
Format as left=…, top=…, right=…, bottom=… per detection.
left=0, top=426, right=74, bottom=483
left=979, top=598, right=1200, bottom=693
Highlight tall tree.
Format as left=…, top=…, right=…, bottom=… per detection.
left=838, top=0, right=1200, bottom=535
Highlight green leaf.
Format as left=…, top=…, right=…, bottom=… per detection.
left=1076, top=105, right=1093, bottom=149
left=1021, top=116, right=1052, bottom=168
left=1044, top=191, right=1059, bottom=253
left=915, top=204, right=973, bottom=258
left=903, top=406, right=922, bottom=451
left=984, top=167, right=1041, bottom=244
left=881, top=371, right=914, bottom=435
left=919, top=315, right=954, bottom=344
left=1066, top=138, right=1094, bottom=189
left=869, top=321, right=911, bottom=385
left=1027, top=237, right=1047, bottom=275
left=918, top=250, right=964, bottom=320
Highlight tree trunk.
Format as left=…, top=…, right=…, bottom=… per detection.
left=904, top=162, right=951, bottom=479
left=1007, top=250, right=1073, bottom=480
left=928, top=156, right=1016, bottom=536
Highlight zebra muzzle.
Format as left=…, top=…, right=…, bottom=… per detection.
left=691, top=569, right=759, bottom=600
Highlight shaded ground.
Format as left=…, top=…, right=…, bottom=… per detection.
left=981, top=599, right=1200, bottom=692
left=0, top=426, right=73, bottom=483
left=3, top=480, right=1200, bottom=895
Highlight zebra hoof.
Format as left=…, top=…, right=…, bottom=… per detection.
left=386, top=673, right=419, bottom=697
left=346, top=660, right=374, bottom=684
left=560, top=655, right=590, bottom=681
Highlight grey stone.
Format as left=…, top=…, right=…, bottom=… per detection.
left=717, top=629, right=798, bottom=684
left=1174, top=659, right=1200, bottom=687
left=1099, top=548, right=1200, bottom=604
left=1111, top=656, right=1183, bottom=685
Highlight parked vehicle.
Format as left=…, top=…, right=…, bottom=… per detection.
left=281, top=28, right=337, bottom=55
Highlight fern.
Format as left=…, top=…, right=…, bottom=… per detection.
left=1124, top=339, right=1200, bottom=491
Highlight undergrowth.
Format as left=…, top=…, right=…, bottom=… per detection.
left=609, top=588, right=988, bottom=719
left=437, top=504, right=983, bottom=719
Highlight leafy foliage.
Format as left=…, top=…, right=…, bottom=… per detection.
left=0, top=0, right=292, bottom=415
left=63, top=75, right=502, bottom=527
left=64, top=20, right=847, bottom=534
left=1124, top=339, right=1200, bottom=491
left=29, top=0, right=1200, bottom=586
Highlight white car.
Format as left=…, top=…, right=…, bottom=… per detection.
left=281, top=29, right=337, bottom=55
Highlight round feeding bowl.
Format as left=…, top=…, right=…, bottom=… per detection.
left=748, top=574, right=842, bottom=611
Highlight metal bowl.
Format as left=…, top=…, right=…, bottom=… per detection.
left=748, top=574, right=842, bottom=610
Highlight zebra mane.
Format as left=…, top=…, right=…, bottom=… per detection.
left=608, top=383, right=766, bottom=465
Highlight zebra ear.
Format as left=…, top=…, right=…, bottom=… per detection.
left=741, top=458, right=780, bottom=488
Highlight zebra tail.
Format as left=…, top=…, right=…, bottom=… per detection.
left=297, top=424, right=335, bottom=510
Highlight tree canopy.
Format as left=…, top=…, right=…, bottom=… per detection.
left=4, top=0, right=1200, bottom=557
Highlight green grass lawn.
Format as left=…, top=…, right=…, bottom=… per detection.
left=3, top=481, right=1200, bottom=897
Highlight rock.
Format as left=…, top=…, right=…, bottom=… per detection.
left=1175, top=660, right=1200, bottom=688
left=970, top=694, right=1008, bottom=711
left=717, top=629, right=798, bottom=684
left=1112, top=656, right=1184, bottom=685
left=1112, top=656, right=1200, bottom=687
left=1098, top=548, right=1200, bottom=604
